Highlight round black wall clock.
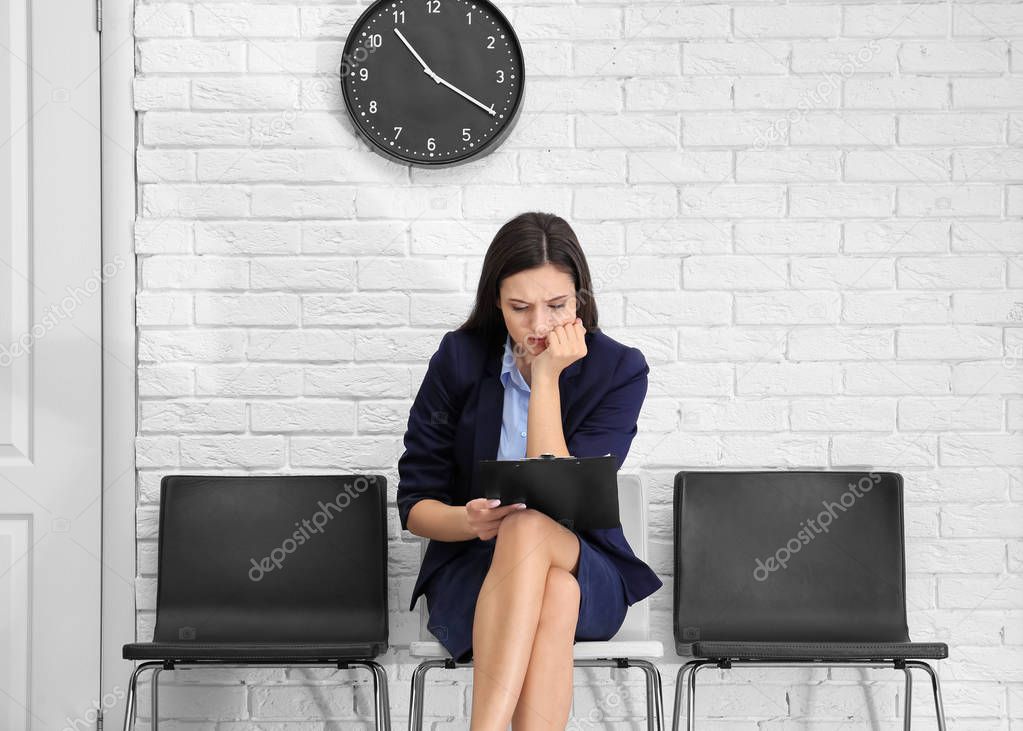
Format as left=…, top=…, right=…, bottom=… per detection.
left=340, top=0, right=524, bottom=167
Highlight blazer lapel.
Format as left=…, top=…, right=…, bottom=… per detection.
left=472, top=342, right=506, bottom=467
left=471, top=333, right=586, bottom=467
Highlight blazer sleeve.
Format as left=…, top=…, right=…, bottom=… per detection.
left=396, top=330, right=462, bottom=532
left=566, top=345, right=649, bottom=472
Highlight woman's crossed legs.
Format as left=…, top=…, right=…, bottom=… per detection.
left=470, top=507, right=582, bottom=731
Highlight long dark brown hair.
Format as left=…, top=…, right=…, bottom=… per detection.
left=456, top=212, right=600, bottom=357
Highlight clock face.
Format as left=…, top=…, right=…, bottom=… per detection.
left=340, top=0, right=524, bottom=167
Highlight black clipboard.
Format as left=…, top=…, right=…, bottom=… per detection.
left=474, top=453, right=620, bottom=530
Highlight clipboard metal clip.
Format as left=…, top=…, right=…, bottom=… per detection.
left=534, top=452, right=613, bottom=460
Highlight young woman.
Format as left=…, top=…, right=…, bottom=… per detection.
left=396, top=211, right=662, bottom=730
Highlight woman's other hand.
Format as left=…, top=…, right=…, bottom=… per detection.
left=466, top=497, right=526, bottom=540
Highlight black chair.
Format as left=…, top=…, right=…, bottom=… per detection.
left=671, top=471, right=948, bottom=731
left=122, top=475, right=392, bottom=730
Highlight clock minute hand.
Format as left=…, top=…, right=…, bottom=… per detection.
left=432, top=73, right=497, bottom=117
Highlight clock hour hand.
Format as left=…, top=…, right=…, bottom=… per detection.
left=393, top=28, right=438, bottom=79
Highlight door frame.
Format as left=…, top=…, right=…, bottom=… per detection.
left=99, top=0, right=137, bottom=725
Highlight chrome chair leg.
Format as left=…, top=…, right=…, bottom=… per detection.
left=370, top=660, right=393, bottom=731
left=686, top=661, right=712, bottom=731
left=902, top=664, right=912, bottom=731
left=672, top=664, right=685, bottom=731
left=671, top=661, right=706, bottom=731
left=351, top=660, right=392, bottom=731
left=629, top=658, right=665, bottom=731
left=683, top=662, right=716, bottom=727
left=151, top=667, right=163, bottom=731
left=409, top=659, right=447, bottom=731
left=906, top=661, right=947, bottom=731
left=121, top=662, right=162, bottom=731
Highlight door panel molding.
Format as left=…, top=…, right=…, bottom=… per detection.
left=0, top=0, right=33, bottom=465
left=99, top=0, right=139, bottom=727
left=0, top=517, right=30, bottom=730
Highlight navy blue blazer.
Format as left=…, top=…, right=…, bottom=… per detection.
left=397, top=326, right=663, bottom=612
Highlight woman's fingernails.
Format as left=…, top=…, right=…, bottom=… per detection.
left=516, top=503, right=527, bottom=509
left=488, top=499, right=501, bottom=507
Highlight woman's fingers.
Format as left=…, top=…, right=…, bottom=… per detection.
left=466, top=497, right=499, bottom=514
left=465, top=499, right=526, bottom=539
left=567, top=318, right=584, bottom=345
left=472, top=504, right=526, bottom=528
left=478, top=508, right=523, bottom=536
left=488, top=503, right=526, bottom=517
left=468, top=498, right=523, bottom=514
left=549, top=317, right=583, bottom=352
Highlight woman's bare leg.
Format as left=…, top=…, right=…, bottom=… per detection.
left=469, top=509, right=581, bottom=731
left=510, top=566, right=580, bottom=730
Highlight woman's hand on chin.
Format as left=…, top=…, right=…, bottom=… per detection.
left=529, top=317, right=586, bottom=383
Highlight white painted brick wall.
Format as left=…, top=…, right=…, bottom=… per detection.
left=132, top=0, right=1023, bottom=726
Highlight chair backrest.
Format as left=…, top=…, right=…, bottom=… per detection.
left=673, top=471, right=910, bottom=646
left=611, top=473, right=651, bottom=641
left=153, top=474, right=388, bottom=647
left=418, top=473, right=652, bottom=643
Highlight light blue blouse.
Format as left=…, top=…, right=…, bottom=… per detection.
left=498, top=333, right=530, bottom=460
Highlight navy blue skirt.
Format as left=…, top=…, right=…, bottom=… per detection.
left=421, top=531, right=629, bottom=663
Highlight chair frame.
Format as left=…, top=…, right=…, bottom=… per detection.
left=124, top=659, right=392, bottom=731
left=671, top=657, right=946, bottom=731
left=409, top=655, right=663, bottom=731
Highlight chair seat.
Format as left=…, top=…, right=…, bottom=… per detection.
left=410, top=639, right=663, bottom=660
left=123, top=641, right=386, bottom=662
left=685, top=640, right=949, bottom=661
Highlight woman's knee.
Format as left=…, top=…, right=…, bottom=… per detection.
left=538, top=567, right=581, bottom=632
left=495, top=507, right=551, bottom=547
left=494, top=509, right=579, bottom=574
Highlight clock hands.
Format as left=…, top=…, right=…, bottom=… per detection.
left=393, top=27, right=497, bottom=117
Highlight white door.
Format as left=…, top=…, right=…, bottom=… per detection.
left=0, top=0, right=103, bottom=727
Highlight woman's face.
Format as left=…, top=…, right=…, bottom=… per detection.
left=496, top=264, right=578, bottom=359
